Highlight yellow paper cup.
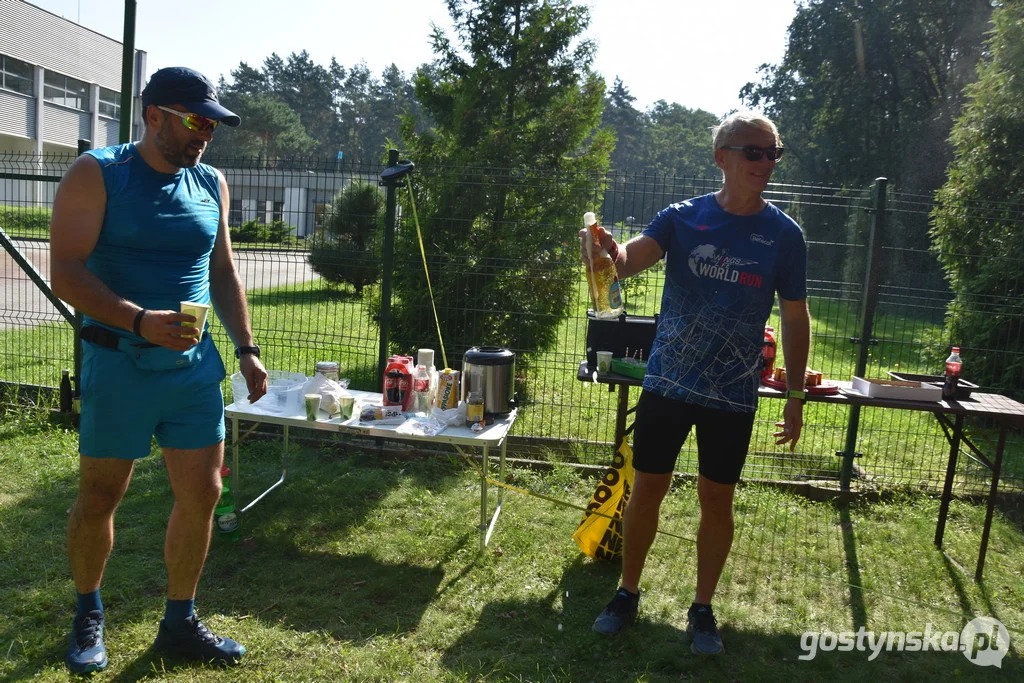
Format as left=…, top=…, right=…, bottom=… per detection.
left=338, top=394, right=355, bottom=420
left=304, top=393, right=321, bottom=421
left=180, top=301, right=210, bottom=341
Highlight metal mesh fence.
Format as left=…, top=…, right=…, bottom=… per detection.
left=1, top=152, right=1021, bottom=497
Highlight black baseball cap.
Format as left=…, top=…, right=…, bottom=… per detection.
left=141, top=66, right=240, bottom=127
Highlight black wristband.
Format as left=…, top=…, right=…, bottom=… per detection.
left=133, top=309, right=147, bottom=337
left=235, top=344, right=261, bottom=359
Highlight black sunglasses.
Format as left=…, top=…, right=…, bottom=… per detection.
left=721, top=145, right=785, bottom=162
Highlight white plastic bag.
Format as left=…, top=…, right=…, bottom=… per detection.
left=302, top=374, right=350, bottom=416
left=396, top=414, right=448, bottom=437
left=431, top=403, right=467, bottom=427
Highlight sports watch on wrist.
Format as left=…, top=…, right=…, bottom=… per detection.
left=234, top=344, right=261, bottom=359
left=786, top=389, right=807, bottom=402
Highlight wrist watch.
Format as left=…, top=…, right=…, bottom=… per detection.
left=235, top=344, right=261, bottom=359
left=786, top=389, right=807, bottom=402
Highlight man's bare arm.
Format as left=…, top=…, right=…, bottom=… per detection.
left=49, top=156, right=194, bottom=350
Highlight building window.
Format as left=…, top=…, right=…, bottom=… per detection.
left=273, top=201, right=284, bottom=223
left=43, top=71, right=90, bottom=110
left=0, top=54, right=34, bottom=96
left=98, top=87, right=120, bottom=119
left=228, top=198, right=242, bottom=226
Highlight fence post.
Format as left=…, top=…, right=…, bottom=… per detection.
left=840, top=177, right=888, bottom=489
left=377, top=149, right=401, bottom=387
left=119, top=0, right=137, bottom=144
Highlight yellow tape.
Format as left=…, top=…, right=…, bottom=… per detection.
left=406, top=179, right=448, bottom=370
left=450, top=444, right=694, bottom=543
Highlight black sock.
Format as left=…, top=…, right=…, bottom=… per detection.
left=690, top=602, right=712, bottom=611
left=76, top=590, right=102, bottom=617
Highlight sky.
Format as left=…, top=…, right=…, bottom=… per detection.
left=27, top=0, right=797, bottom=116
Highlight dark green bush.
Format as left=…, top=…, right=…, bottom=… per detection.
left=229, top=219, right=297, bottom=245
left=307, top=182, right=383, bottom=295
left=0, top=205, right=53, bottom=236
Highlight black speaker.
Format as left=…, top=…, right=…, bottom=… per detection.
left=584, top=310, right=659, bottom=369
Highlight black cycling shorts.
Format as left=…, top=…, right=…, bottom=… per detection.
left=631, top=389, right=755, bottom=485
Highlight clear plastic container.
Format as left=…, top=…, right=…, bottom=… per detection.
left=230, top=370, right=307, bottom=415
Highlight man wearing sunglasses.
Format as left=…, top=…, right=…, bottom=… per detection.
left=585, top=112, right=810, bottom=656
left=50, top=66, right=268, bottom=673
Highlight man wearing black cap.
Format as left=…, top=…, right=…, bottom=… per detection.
left=50, top=66, right=267, bottom=673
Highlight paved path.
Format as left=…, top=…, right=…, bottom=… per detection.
left=0, top=239, right=317, bottom=330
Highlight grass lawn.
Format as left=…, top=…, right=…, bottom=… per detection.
left=0, top=404, right=1021, bottom=681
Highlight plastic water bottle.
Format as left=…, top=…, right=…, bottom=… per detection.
left=942, top=347, right=962, bottom=401
left=417, top=348, right=439, bottom=405
left=583, top=212, right=624, bottom=319
left=412, top=364, right=431, bottom=413
left=215, top=465, right=240, bottom=542
left=761, top=326, right=776, bottom=382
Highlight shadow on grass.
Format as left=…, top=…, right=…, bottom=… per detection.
left=0, top=438, right=466, bottom=679
left=440, top=553, right=1021, bottom=681
left=838, top=503, right=869, bottom=631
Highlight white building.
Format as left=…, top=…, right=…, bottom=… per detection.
left=0, top=0, right=146, bottom=155
left=0, top=1, right=368, bottom=237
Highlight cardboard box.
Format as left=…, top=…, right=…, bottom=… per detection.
left=851, top=376, right=942, bottom=401
left=886, top=371, right=978, bottom=400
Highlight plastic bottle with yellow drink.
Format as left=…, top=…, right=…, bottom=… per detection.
left=583, top=212, right=624, bottom=319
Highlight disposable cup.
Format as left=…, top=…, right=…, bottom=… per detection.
left=596, top=351, right=613, bottom=374
left=338, top=394, right=355, bottom=420
left=304, top=393, right=321, bottom=421
left=180, top=301, right=210, bottom=341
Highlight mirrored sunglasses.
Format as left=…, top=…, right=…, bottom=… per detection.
left=155, top=105, right=219, bottom=133
left=721, top=145, right=784, bottom=162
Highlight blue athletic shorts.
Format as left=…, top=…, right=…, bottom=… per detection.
left=631, top=389, right=755, bottom=485
left=78, top=334, right=227, bottom=459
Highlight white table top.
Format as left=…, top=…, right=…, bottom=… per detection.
left=225, top=389, right=516, bottom=447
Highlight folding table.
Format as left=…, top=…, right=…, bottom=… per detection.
left=225, top=389, right=515, bottom=549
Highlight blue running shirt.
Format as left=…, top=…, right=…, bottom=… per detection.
left=641, top=193, right=807, bottom=412
left=83, top=143, right=221, bottom=341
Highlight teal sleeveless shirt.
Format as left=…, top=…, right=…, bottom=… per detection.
left=83, top=143, right=221, bottom=341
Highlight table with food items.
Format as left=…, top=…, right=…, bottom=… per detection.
left=226, top=347, right=517, bottom=550
left=576, top=347, right=1024, bottom=581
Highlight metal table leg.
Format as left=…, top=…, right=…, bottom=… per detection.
left=976, top=426, right=1008, bottom=581
left=481, top=438, right=507, bottom=549
left=237, top=421, right=289, bottom=515
left=934, top=414, right=964, bottom=547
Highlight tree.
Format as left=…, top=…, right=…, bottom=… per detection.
left=930, top=0, right=1024, bottom=393
left=394, top=0, right=612, bottom=358
left=741, top=0, right=993, bottom=289
left=741, top=0, right=992, bottom=191
left=212, top=92, right=316, bottom=159
left=602, top=77, right=645, bottom=174
left=308, top=182, right=384, bottom=295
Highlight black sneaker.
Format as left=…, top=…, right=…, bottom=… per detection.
left=66, top=609, right=108, bottom=674
left=592, top=588, right=640, bottom=635
left=153, top=614, right=246, bottom=665
left=686, top=603, right=724, bottom=654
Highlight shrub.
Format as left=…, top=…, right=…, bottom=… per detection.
left=0, top=205, right=53, bottom=237
left=229, top=219, right=297, bottom=245
left=307, top=182, right=383, bottom=295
